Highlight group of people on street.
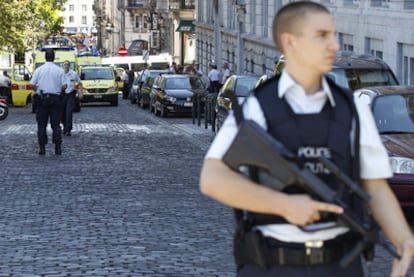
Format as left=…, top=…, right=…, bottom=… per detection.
left=200, top=1, right=414, bottom=277
left=30, top=49, right=83, bottom=155
left=207, top=62, right=231, bottom=93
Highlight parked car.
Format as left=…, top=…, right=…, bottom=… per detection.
left=149, top=74, right=208, bottom=117
left=215, top=74, right=261, bottom=131
left=130, top=69, right=169, bottom=106
left=274, top=51, right=399, bottom=90
left=354, top=86, right=414, bottom=208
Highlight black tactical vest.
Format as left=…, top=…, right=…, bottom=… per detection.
left=241, top=76, right=362, bottom=226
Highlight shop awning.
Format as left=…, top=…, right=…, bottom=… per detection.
left=175, top=20, right=195, bottom=32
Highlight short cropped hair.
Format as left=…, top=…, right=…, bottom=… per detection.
left=45, top=49, right=55, bottom=62
left=272, top=1, right=330, bottom=52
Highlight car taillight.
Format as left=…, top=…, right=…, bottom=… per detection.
left=11, top=84, right=19, bottom=90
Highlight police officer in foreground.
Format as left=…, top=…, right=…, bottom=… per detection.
left=62, top=60, right=82, bottom=136
left=199, top=2, right=414, bottom=276
left=30, top=49, right=66, bottom=155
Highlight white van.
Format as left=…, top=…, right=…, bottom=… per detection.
left=102, top=53, right=172, bottom=72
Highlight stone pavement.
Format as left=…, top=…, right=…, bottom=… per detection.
left=0, top=98, right=412, bottom=276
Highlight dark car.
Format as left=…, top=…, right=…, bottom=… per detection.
left=149, top=74, right=208, bottom=117
left=274, top=51, right=399, bottom=90
left=215, top=74, right=261, bottom=131
left=354, top=86, right=414, bottom=208
left=131, top=69, right=169, bottom=107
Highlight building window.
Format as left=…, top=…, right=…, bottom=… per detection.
left=404, top=0, right=414, bottom=9
left=371, top=0, right=389, bottom=7
left=81, top=16, right=87, bottom=25
left=69, top=4, right=74, bottom=12
left=338, top=33, right=354, bottom=52
left=397, top=42, right=414, bottom=85
left=134, top=15, right=148, bottom=31
left=69, top=16, right=74, bottom=23
left=151, top=30, right=160, bottom=49
left=82, top=4, right=87, bottom=12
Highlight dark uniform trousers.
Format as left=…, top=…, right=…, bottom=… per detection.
left=36, top=94, right=62, bottom=147
left=61, top=91, right=75, bottom=132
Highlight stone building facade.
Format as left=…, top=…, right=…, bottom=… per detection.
left=195, top=0, right=414, bottom=85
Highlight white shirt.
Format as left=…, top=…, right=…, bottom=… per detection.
left=0, top=75, right=10, bottom=87
left=205, top=70, right=393, bottom=242
left=64, top=69, right=82, bottom=94
left=221, top=68, right=231, bottom=84
left=140, top=69, right=151, bottom=83
left=30, top=62, right=65, bottom=95
left=208, top=69, right=220, bottom=82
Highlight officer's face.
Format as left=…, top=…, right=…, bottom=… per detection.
left=283, top=12, right=339, bottom=75
left=63, top=62, right=70, bottom=72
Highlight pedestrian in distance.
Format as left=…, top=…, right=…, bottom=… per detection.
left=207, top=64, right=220, bottom=93
left=30, top=49, right=67, bottom=155
left=122, top=68, right=130, bottom=99
left=139, top=63, right=151, bottom=91
left=199, top=2, right=414, bottom=277
left=221, top=62, right=231, bottom=88
left=62, top=60, right=83, bottom=137
left=0, top=70, right=11, bottom=103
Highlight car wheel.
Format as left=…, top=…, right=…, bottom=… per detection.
left=0, top=106, right=8, bottom=120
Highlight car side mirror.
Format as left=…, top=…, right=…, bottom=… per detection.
left=80, top=73, right=85, bottom=80
left=116, top=76, right=121, bottom=82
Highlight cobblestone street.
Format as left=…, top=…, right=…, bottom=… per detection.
left=0, top=97, right=412, bottom=276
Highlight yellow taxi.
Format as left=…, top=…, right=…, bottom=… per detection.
left=78, top=64, right=120, bottom=106
left=10, top=63, right=32, bottom=107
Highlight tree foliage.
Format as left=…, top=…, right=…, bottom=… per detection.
left=0, top=0, right=66, bottom=52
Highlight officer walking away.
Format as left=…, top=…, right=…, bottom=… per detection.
left=30, top=49, right=67, bottom=155
left=122, top=68, right=130, bottom=99
left=62, top=60, right=82, bottom=136
left=199, top=2, right=414, bottom=277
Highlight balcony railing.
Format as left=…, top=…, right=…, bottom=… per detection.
left=169, top=0, right=195, bottom=10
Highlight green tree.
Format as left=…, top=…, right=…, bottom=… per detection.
left=0, top=0, right=66, bottom=52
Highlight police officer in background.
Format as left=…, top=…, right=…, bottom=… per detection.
left=200, top=2, right=414, bottom=276
left=30, top=49, right=67, bottom=155
left=62, top=60, right=82, bottom=137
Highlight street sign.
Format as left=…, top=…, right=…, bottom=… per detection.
left=118, top=47, right=128, bottom=56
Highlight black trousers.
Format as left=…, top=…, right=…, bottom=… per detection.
left=210, top=81, right=220, bottom=93
left=123, top=83, right=130, bottom=99
left=36, top=94, right=62, bottom=146
left=237, top=256, right=364, bottom=277
left=61, top=91, right=75, bottom=132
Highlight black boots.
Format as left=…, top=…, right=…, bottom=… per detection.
left=55, top=144, right=62, bottom=155
left=39, top=145, right=46, bottom=155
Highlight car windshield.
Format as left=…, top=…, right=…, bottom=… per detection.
left=329, top=68, right=398, bottom=90
left=372, top=94, right=414, bottom=134
left=81, top=68, right=113, bottom=80
left=235, top=77, right=260, bottom=97
left=165, top=77, right=205, bottom=89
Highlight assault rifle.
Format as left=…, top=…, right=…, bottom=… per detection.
left=222, top=118, right=400, bottom=268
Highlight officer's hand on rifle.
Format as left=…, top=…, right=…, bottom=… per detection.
left=391, top=237, right=414, bottom=277
left=283, top=194, right=344, bottom=226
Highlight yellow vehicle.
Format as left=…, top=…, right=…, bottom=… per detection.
left=76, top=53, right=102, bottom=71
left=78, top=64, right=120, bottom=106
left=33, top=47, right=77, bottom=71
left=10, top=63, right=32, bottom=106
